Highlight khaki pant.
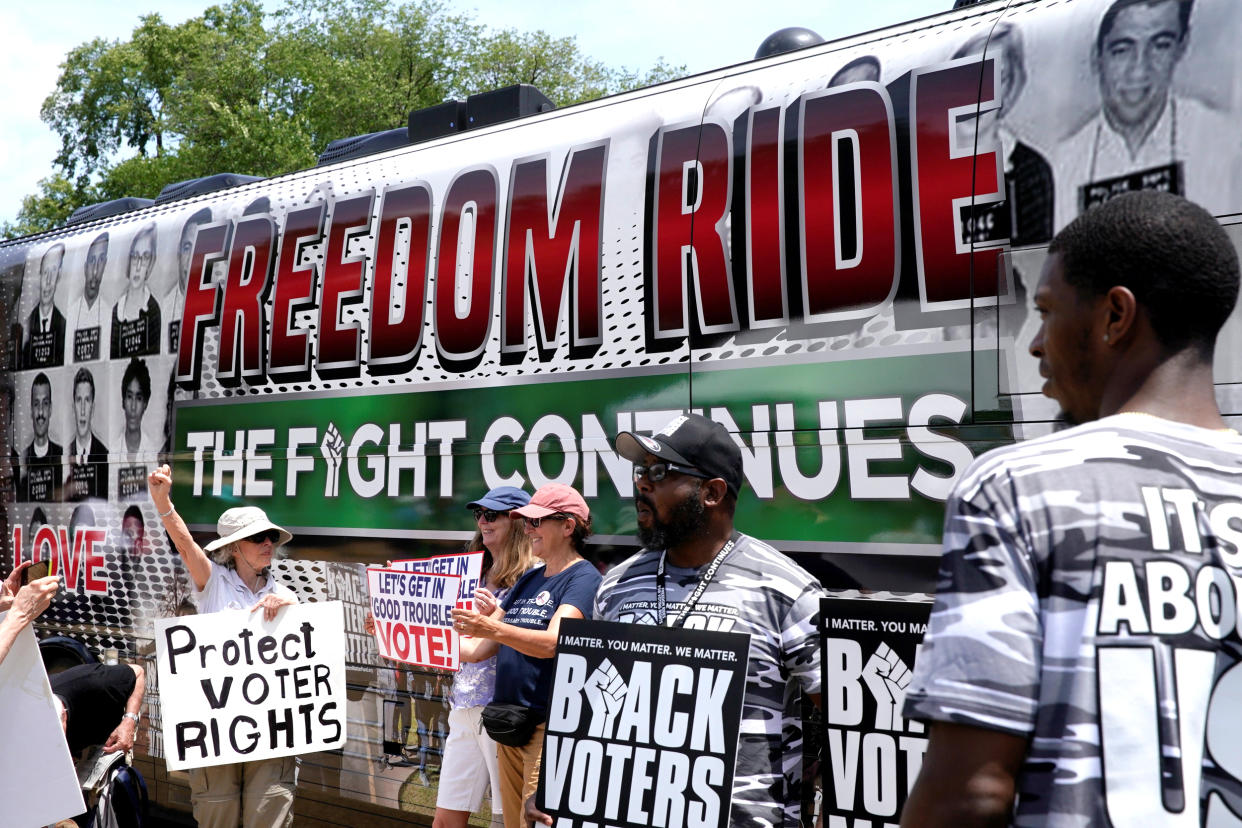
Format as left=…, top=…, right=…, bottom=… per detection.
left=187, top=756, right=297, bottom=828
left=497, top=724, right=545, bottom=828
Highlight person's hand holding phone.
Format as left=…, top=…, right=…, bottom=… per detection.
left=10, top=576, right=58, bottom=624
left=0, top=561, right=32, bottom=612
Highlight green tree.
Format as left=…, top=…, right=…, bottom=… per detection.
left=5, top=0, right=683, bottom=241
left=0, top=175, right=90, bottom=239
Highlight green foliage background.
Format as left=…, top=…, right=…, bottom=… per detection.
left=3, top=0, right=681, bottom=239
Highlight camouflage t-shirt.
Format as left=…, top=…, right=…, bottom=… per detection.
left=593, top=533, right=824, bottom=828
left=904, top=414, right=1242, bottom=826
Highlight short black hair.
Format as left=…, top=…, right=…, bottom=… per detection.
left=31, top=372, right=51, bottom=395
left=1049, top=190, right=1238, bottom=358
left=122, top=357, right=151, bottom=400
left=1097, top=0, right=1192, bottom=53
left=69, top=504, right=96, bottom=535
left=181, top=207, right=213, bottom=239
left=41, top=243, right=65, bottom=272
left=73, top=367, right=95, bottom=399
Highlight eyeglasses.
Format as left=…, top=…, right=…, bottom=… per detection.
left=244, top=529, right=281, bottom=544
left=472, top=508, right=504, bottom=523
left=633, top=462, right=710, bottom=483
left=522, top=514, right=570, bottom=528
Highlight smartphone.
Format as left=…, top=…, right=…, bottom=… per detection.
left=23, top=561, right=49, bottom=584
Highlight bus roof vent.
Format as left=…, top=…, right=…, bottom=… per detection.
left=316, top=127, right=410, bottom=167
left=408, top=99, right=467, bottom=144
left=65, top=197, right=155, bottom=227
left=465, top=84, right=555, bottom=131
left=155, top=173, right=263, bottom=205
left=754, top=27, right=824, bottom=59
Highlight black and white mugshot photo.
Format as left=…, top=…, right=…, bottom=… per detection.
left=64, top=365, right=110, bottom=503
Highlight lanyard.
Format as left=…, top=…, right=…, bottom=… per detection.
left=656, top=531, right=740, bottom=628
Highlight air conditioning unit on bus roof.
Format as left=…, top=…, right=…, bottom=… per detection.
left=316, top=83, right=556, bottom=167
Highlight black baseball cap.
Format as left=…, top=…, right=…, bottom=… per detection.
left=615, top=413, right=744, bottom=496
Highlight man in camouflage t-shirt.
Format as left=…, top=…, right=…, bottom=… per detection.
left=901, top=191, right=1242, bottom=827
left=598, top=413, right=824, bottom=828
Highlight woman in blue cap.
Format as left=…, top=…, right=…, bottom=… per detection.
left=374, top=486, right=537, bottom=828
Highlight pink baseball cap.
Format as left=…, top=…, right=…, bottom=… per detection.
left=510, top=483, right=589, bottom=522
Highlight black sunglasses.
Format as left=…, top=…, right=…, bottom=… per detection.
left=244, top=529, right=281, bottom=545
left=522, top=513, right=571, bottom=528
left=633, top=462, right=710, bottom=483
left=472, top=508, right=504, bottom=523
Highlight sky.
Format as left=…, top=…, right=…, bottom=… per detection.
left=0, top=0, right=953, bottom=229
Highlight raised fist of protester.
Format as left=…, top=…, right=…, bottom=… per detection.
left=102, top=715, right=138, bottom=754
left=250, top=593, right=296, bottom=622
left=0, top=561, right=32, bottom=612
left=148, top=464, right=173, bottom=509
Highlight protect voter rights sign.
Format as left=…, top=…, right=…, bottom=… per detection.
left=155, top=601, right=348, bottom=771
left=538, top=618, right=748, bottom=828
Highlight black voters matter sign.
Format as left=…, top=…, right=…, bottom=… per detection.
left=820, top=598, right=932, bottom=828
left=155, top=602, right=348, bottom=771
left=538, top=618, right=749, bottom=828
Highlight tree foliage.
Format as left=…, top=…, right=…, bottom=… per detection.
left=4, top=0, right=683, bottom=240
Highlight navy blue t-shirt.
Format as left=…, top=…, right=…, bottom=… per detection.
left=494, top=559, right=602, bottom=712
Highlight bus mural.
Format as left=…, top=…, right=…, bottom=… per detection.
left=3, top=0, right=1242, bottom=822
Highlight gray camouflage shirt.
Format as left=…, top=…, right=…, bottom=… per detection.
left=904, top=414, right=1242, bottom=826
left=594, top=533, right=824, bottom=828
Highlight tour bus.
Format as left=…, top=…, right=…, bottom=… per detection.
left=4, top=0, right=1242, bottom=822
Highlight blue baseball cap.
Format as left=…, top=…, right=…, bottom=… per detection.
left=467, top=486, right=531, bottom=512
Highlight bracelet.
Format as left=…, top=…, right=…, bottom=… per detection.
left=157, top=503, right=175, bottom=518
left=123, top=712, right=140, bottom=723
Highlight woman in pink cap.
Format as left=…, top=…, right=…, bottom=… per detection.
left=147, top=463, right=299, bottom=827
left=451, top=482, right=602, bottom=828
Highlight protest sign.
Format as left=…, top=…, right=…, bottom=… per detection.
left=367, top=567, right=461, bottom=669
left=819, top=597, right=932, bottom=828
left=155, top=601, right=348, bottom=771
left=538, top=618, right=748, bottom=828
left=392, top=551, right=484, bottom=611
left=0, top=612, right=86, bottom=828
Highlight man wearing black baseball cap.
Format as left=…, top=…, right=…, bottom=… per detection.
left=601, top=412, right=824, bottom=827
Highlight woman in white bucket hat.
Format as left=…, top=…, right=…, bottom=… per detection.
left=147, top=463, right=299, bottom=827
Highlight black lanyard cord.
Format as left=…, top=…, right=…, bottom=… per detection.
left=656, top=531, right=741, bottom=627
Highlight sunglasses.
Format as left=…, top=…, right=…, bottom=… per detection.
left=472, top=508, right=504, bottom=523
left=244, top=529, right=281, bottom=545
left=522, top=514, right=571, bottom=528
left=632, top=462, right=710, bottom=483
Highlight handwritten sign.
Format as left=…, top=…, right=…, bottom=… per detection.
left=367, top=567, right=460, bottom=670
left=155, top=601, right=348, bottom=771
left=391, top=551, right=484, bottom=611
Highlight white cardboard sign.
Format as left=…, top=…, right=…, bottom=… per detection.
left=392, top=551, right=485, bottom=611
left=0, top=611, right=87, bottom=827
left=155, top=601, right=348, bottom=771
left=367, top=567, right=461, bottom=669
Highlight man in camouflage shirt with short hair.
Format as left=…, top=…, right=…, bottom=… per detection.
left=902, top=191, right=1242, bottom=827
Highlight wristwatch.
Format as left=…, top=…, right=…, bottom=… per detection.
left=123, top=712, right=140, bottom=723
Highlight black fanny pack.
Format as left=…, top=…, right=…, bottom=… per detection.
left=481, top=703, right=543, bottom=748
